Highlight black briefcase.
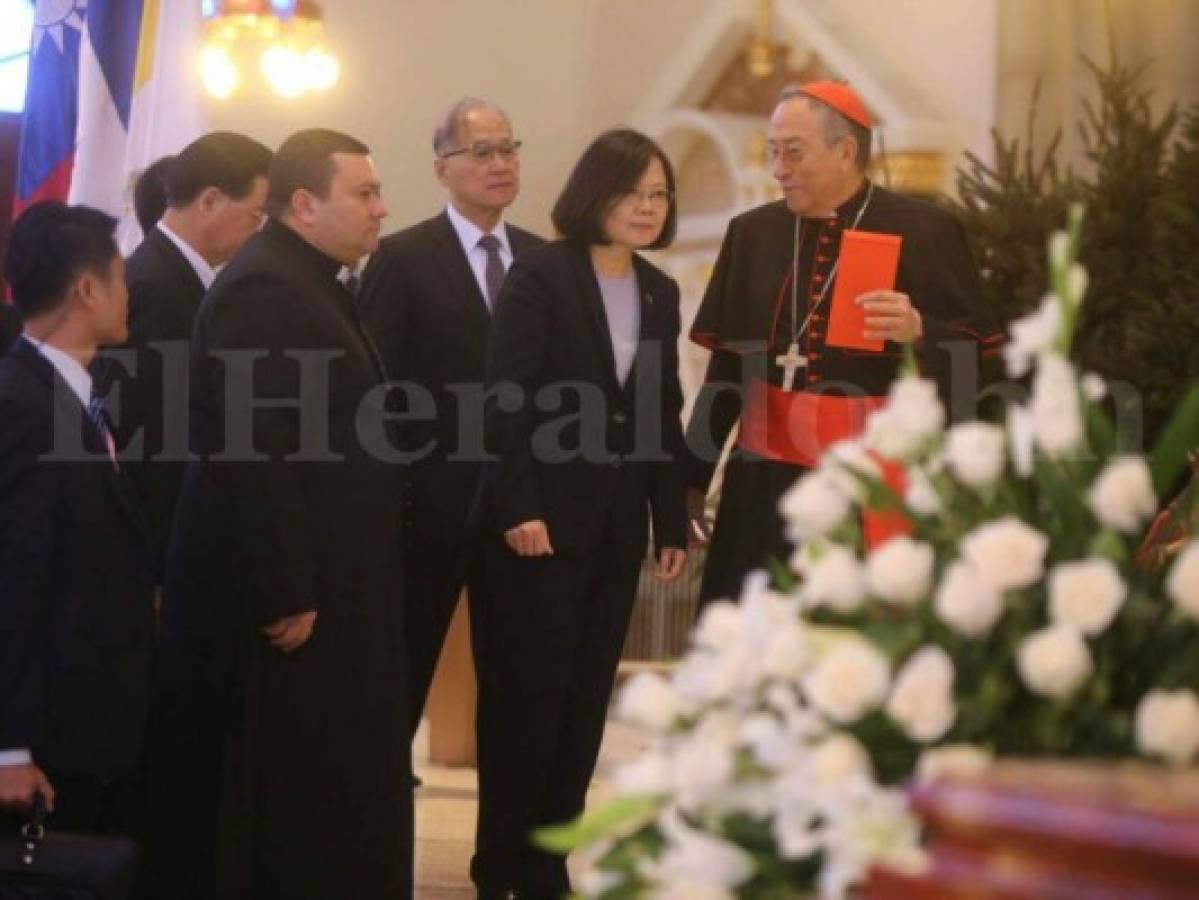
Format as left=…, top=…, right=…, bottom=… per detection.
left=0, top=794, right=137, bottom=900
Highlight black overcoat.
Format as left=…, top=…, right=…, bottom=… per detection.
left=154, top=219, right=411, bottom=900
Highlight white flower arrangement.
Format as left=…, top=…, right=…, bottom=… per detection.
left=545, top=206, right=1199, bottom=897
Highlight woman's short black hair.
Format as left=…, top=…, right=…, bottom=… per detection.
left=133, top=155, right=174, bottom=235
left=551, top=128, right=677, bottom=250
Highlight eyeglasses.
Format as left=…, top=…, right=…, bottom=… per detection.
left=620, top=188, right=673, bottom=208
left=765, top=141, right=806, bottom=164
left=440, top=140, right=523, bottom=162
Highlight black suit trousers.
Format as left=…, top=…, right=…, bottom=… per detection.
left=403, top=531, right=488, bottom=736
left=471, top=505, right=646, bottom=897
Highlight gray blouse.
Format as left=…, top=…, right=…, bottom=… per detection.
left=596, top=270, right=641, bottom=385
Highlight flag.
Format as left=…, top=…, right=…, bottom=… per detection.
left=13, top=0, right=88, bottom=213
left=17, top=0, right=206, bottom=250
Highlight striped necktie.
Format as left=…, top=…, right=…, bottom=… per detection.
left=88, top=395, right=119, bottom=469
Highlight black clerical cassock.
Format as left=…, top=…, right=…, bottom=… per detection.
left=685, top=181, right=1001, bottom=605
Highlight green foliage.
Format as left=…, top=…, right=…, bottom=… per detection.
left=953, top=59, right=1199, bottom=451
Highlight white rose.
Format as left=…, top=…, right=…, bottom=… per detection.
left=866, top=536, right=934, bottom=605
left=1082, top=373, right=1107, bottom=402
left=804, top=639, right=891, bottom=724
left=1048, top=558, right=1126, bottom=636
left=1016, top=624, right=1093, bottom=700
left=758, top=620, right=810, bottom=682
left=613, top=750, right=673, bottom=796
left=671, top=717, right=737, bottom=810
left=779, top=468, right=852, bottom=542
left=693, top=601, right=744, bottom=652
left=823, top=440, right=883, bottom=501
left=809, top=733, right=874, bottom=786
left=960, top=517, right=1049, bottom=591
left=1167, top=542, right=1199, bottom=620
left=618, top=671, right=681, bottom=731
left=1032, top=354, right=1084, bottom=457
left=1004, top=293, right=1062, bottom=377
left=1007, top=404, right=1035, bottom=478
left=886, top=646, right=957, bottom=743
left=945, top=422, right=1007, bottom=489
left=1088, top=456, right=1156, bottom=534
left=864, top=378, right=945, bottom=459
left=1135, top=689, right=1199, bottom=766
left=801, top=545, right=868, bottom=613
left=651, top=883, right=737, bottom=900
left=904, top=466, right=942, bottom=516
left=642, top=809, right=754, bottom=890
left=915, top=745, right=993, bottom=783
left=888, top=377, right=945, bottom=439
left=934, top=559, right=1004, bottom=638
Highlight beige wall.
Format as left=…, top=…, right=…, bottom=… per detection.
left=204, top=0, right=1196, bottom=236
left=998, top=0, right=1199, bottom=170
left=207, top=0, right=595, bottom=237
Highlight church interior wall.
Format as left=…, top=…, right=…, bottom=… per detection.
left=206, top=0, right=1196, bottom=234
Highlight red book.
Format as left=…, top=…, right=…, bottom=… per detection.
left=827, top=230, right=903, bottom=351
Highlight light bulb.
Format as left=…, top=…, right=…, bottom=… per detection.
left=200, top=44, right=239, bottom=99
left=304, top=47, right=340, bottom=92
left=260, top=44, right=306, bottom=98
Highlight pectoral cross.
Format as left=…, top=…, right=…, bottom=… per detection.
left=775, top=341, right=808, bottom=391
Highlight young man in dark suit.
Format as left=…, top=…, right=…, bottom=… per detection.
left=358, top=98, right=543, bottom=739
left=0, top=202, right=155, bottom=834
left=111, top=132, right=272, bottom=575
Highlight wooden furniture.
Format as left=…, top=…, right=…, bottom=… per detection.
left=865, top=760, right=1199, bottom=899
left=424, top=593, right=477, bottom=767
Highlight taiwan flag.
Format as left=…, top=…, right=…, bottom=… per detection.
left=15, top=0, right=205, bottom=249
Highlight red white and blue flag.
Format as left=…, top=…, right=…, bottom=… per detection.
left=16, top=0, right=205, bottom=247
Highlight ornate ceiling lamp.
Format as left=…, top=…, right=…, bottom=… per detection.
left=200, top=0, right=339, bottom=100
left=746, top=0, right=777, bottom=80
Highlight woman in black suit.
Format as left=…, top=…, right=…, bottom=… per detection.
left=473, top=129, right=688, bottom=899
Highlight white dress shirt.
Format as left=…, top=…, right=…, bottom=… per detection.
left=445, top=202, right=512, bottom=307
left=157, top=221, right=218, bottom=289
left=0, top=336, right=94, bottom=768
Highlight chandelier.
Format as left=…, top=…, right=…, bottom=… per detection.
left=200, top=0, right=340, bottom=100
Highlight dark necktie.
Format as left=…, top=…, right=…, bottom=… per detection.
left=477, top=234, right=506, bottom=310
left=88, top=394, right=118, bottom=469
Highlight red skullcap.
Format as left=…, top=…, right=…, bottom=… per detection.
left=796, top=81, right=872, bottom=129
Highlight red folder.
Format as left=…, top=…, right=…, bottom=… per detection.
left=826, top=230, right=902, bottom=351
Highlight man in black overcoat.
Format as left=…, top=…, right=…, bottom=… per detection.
left=0, top=202, right=154, bottom=834
left=154, top=129, right=411, bottom=900
left=357, top=98, right=543, bottom=737
left=108, top=132, right=271, bottom=575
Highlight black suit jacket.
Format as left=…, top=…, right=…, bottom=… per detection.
left=357, top=212, right=543, bottom=544
left=0, top=338, right=154, bottom=779
left=109, top=227, right=207, bottom=575
left=479, top=239, right=688, bottom=556
left=0, top=304, right=21, bottom=357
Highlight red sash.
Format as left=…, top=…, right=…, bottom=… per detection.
left=738, top=380, right=911, bottom=548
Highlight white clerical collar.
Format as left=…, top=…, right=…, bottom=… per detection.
left=445, top=202, right=511, bottom=257
left=23, top=334, right=92, bottom=408
left=157, top=221, right=218, bottom=289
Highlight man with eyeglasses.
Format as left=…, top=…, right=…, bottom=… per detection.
left=358, top=98, right=543, bottom=751
left=685, top=81, right=1000, bottom=606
